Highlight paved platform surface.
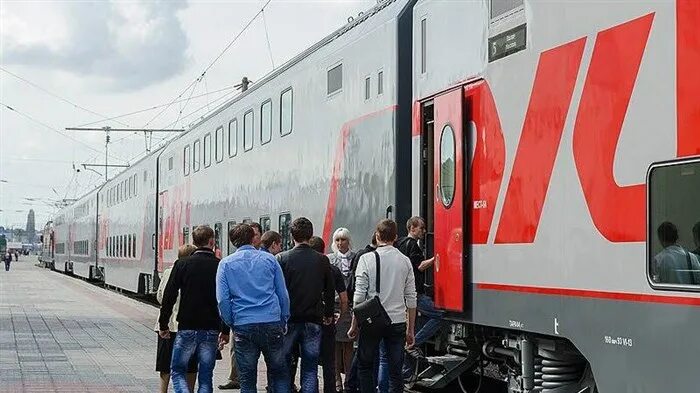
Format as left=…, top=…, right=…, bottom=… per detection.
left=0, top=258, right=263, bottom=392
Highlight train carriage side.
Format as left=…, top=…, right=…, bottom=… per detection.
left=97, top=153, right=158, bottom=294
left=39, top=221, right=54, bottom=268
left=69, top=188, right=100, bottom=280
left=52, top=208, right=71, bottom=273
left=412, top=0, right=700, bottom=392
left=157, top=0, right=415, bottom=267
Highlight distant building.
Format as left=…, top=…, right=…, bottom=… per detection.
left=26, top=209, right=36, bottom=244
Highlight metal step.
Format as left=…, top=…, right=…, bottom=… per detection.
left=411, top=351, right=479, bottom=390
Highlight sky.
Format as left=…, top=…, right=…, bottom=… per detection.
left=0, top=0, right=375, bottom=230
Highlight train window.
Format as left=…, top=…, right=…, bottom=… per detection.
left=261, top=99, right=272, bottom=145
left=439, top=124, right=456, bottom=207
left=490, top=0, right=524, bottom=20
left=204, top=132, right=212, bottom=168
left=244, top=110, right=254, bottom=152
left=378, top=71, right=384, bottom=95
left=143, top=170, right=148, bottom=184
left=648, top=159, right=700, bottom=289
left=280, top=88, right=293, bottom=136
left=168, top=157, right=174, bottom=171
left=278, top=213, right=293, bottom=251
left=227, top=220, right=237, bottom=255
left=260, top=216, right=271, bottom=232
left=133, top=234, right=137, bottom=258
left=214, top=223, right=222, bottom=254
left=128, top=176, right=133, bottom=198
left=215, top=126, right=224, bottom=163
left=134, top=174, right=138, bottom=196
left=365, top=77, right=370, bottom=100
left=184, top=145, right=191, bottom=176
left=421, top=18, right=427, bottom=74
left=183, top=227, right=190, bottom=244
left=127, top=236, right=132, bottom=258
left=327, top=63, right=343, bottom=95
left=229, top=119, right=238, bottom=157
left=193, top=140, right=201, bottom=172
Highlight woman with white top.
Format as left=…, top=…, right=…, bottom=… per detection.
left=154, top=244, right=198, bottom=393
left=327, top=227, right=356, bottom=392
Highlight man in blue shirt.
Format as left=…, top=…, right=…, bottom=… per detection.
left=216, top=223, right=291, bottom=393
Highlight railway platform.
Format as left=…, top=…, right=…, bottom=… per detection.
left=0, top=259, right=259, bottom=392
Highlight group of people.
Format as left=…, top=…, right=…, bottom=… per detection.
left=155, top=215, right=444, bottom=393
left=653, top=221, right=700, bottom=285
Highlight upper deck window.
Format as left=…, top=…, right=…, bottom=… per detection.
left=280, top=88, right=293, bottom=136
left=193, top=139, right=201, bottom=172
left=327, top=63, right=343, bottom=95
left=490, top=0, right=524, bottom=20
left=229, top=119, right=238, bottom=157
left=204, top=132, right=212, bottom=168
left=261, top=100, right=272, bottom=145
left=215, top=126, right=224, bottom=163
left=244, top=110, right=254, bottom=152
left=184, top=145, right=191, bottom=176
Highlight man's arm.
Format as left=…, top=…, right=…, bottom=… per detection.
left=216, top=262, right=234, bottom=329
left=339, top=291, right=349, bottom=315
left=353, top=257, right=369, bottom=307
left=404, top=258, right=418, bottom=347
left=321, top=256, right=335, bottom=319
left=158, top=261, right=183, bottom=331
left=272, top=259, right=290, bottom=325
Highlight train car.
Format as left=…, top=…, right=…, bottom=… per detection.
left=52, top=207, right=71, bottom=273
left=96, top=152, right=159, bottom=294
left=409, top=0, right=700, bottom=392
left=156, top=0, right=414, bottom=270
left=68, top=188, right=100, bottom=280
left=39, top=221, right=54, bottom=268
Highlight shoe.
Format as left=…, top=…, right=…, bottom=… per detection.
left=218, top=381, right=240, bottom=389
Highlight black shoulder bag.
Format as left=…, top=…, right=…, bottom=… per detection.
left=352, top=250, right=391, bottom=336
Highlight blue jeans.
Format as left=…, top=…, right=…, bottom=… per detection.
left=283, top=322, right=322, bottom=392
left=234, top=322, right=289, bottom=393
left=171, top=330, right=218, bottom=393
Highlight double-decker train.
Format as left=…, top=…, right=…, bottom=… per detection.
left=41, top=0, right=700, bottom=391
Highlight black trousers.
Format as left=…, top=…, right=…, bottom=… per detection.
left=321, top=323, right=336, bottom=393
left=357, top=323, right=406, bottom=393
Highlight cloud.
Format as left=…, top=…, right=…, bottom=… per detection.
left=1, top=0, right=190, bottom=91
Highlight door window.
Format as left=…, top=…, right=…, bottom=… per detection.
left=439, top=124, right=456, bottom=207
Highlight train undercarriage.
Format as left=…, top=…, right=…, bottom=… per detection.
left=411, top=322, right=598, bottom=393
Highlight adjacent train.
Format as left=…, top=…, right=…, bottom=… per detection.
left=41, top=0, right=700, bottom=391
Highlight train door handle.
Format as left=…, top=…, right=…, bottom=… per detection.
left=434, top=253, right=440, bottom=272
left=385, top=205, right=393, bottom=219
left=151, top=233, right=156, bottom=250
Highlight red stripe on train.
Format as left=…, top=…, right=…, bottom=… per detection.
left=477, top=282, right=700, bottom=306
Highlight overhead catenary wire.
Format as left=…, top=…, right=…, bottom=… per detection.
left=143, top=0, right=273, bottom=129
left=261, top=6, right=276, bottom=69
left=0, top=102, right=129, bottom=163
left=0, top=66, right=130, bottom=127
left=72, top=84, right=238, bottom=128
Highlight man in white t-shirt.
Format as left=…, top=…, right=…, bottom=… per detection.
left=653, top=221, right=700, bottom=285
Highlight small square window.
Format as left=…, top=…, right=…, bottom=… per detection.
left=327, top=63, right=343, bottom=95
left=168, top=157, right=174, bottom=171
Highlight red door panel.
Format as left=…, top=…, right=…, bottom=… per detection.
left=433, top=88, right=464, bottom=312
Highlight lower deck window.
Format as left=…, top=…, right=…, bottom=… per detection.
left=648, top=158, right=700, bottom=289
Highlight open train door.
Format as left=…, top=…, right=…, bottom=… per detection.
left=432, top=88, right=465, bottom=312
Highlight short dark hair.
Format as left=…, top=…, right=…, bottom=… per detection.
left=309, top=236, right=325, bottom=253
left=250, top=222, right=263, bottom=235
left=290, top=217, right=313, bottom=243
left=406, top=216, right=425, bottom=232
left=229, top=223, right=254, bottom=247
left=192, top=225, right=215, bottom=247
left=657, top=221, right=679, bottom=245
left=261, top=230, right=282, bottom=249
left=376, top=219, right=398, bottom=243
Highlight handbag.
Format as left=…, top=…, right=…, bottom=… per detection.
left=352, top=250, right=391, bottom=335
